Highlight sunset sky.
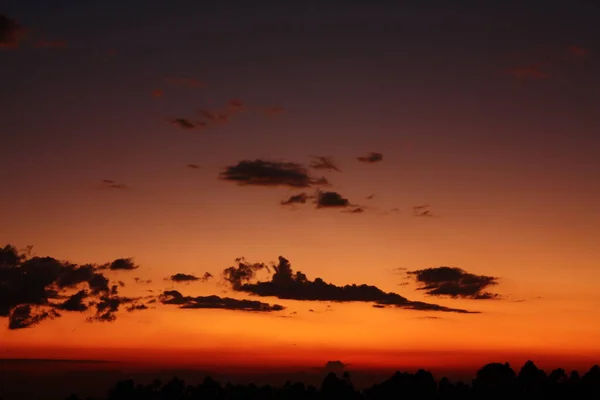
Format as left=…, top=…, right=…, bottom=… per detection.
left=1, top=0, right=600, bottom=376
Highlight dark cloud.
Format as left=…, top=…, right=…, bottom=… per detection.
left=366, top=194, right=375, bottom=200
left=357, top=152, right=383, bottom=163
left=56, top=290, right=89, bottom=312
left=169, top=118, right=202, bottom=130
left=222, top=258, right=269, bottom=290
left=167, top=273, right=212, bottom=283
left=126, top=303, right=149, bottom=312
left=223, top=256, right=475, bottom=313
left=346, top=207, right=365, bottom=214
left=0, top=245, right=143, bottom=330
left=134, top=277, right=152, bottom=285
left=159, top=290, right=284, bottom=312
left=151, top=89, right=164, bottom=98
left=407, top=266, right=500, bottom=300
left=316, top=191, right=351, bottom=208
left=281, top=193, right=311, bottom=206
left=220, top=159, right=329, bottom=188
left=0, top=14, right=26, bottom=49
left=186, top=164, right=200, bottom=169
left=9, top=305, right=60, bottom=330
left=309, top=156, right=341, bottom=172
left=100, top=258, right=138, bottom=271
left=505, top=65, right=550, bottom=80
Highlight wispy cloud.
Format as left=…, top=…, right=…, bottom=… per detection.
left=357, top=152, right=383, bottom=164
left=309, top=156, right=341, bottom=172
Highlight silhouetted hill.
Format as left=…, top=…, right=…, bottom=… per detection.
left=2, top=360, right=599, bottom=400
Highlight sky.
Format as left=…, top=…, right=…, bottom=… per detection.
left=1, top=0, right=600, bottom=378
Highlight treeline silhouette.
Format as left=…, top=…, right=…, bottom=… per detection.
left=49, top=360, right=600, bottom=400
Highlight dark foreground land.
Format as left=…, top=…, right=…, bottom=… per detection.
left=2, top=360, right=600, bottom=400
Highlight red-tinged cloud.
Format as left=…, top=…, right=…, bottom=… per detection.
left=227, top=99, right=245, bottom=113
left=0, top=14, right=27, bottom=49
left=34, top=39, right=67, bottom=49
left=357, top=152, right=383, bottom=163
left=169, top=118, right=206, bottom=130
left=567, top=45, right=589, bottom=57
left=151, top=89, right=164, bottom=99
left=165, top=77, right=204, bottom=88
left=263, top=107, right=285, bottom=116
left=505, top=65, right=550, bottom=80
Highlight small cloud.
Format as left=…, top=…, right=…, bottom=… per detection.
left=567, top=45, right=589, bottom=57
left=366, top=194, right=374, bottom=200
left=281, top=193, right=311, bottom=206
left=168, top=273, right=200, bottom=282
left=102, top=180, right=128, bottom=190
left=220, top=159, right=328, bottom=188
left=134, top=277, right=152, bottom=285
left=169, top=118, right=202, bottom=130
left=227, top=99, right=245, bottom=113
left=34, top=39, right=67, bottom=49
left=357, top=152, right=383, bottom=163
left=98, top=258, right=138, bottom=271
left=187, top=164, right=201, bottom=169
left=0, top=14, right=27, bottom=50
left=167, top=272, right=212, bottom=283
left=309, top=156, right=341, bottom=172
left=505, top=65, right=550, bottom=80
left=346, top=207, right=365, bottom=214
left=407, top=266, right=501, bottom=300
left=316, top=191, right=351, bottom=208
left=151, top=89, right=164, bottom=98
left=412, top=204, right=434, bottom=217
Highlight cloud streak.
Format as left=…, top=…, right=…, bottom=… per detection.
left=159, top=290, right=284, bottom=312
